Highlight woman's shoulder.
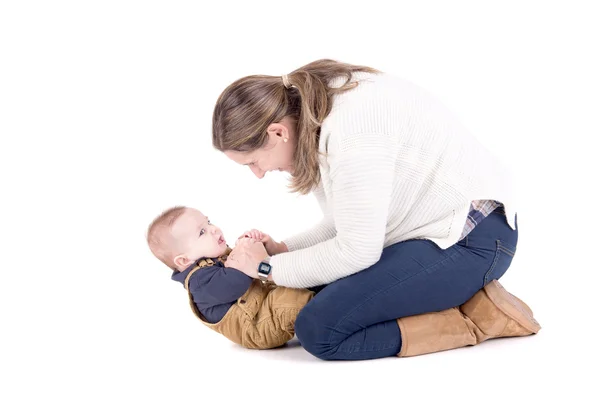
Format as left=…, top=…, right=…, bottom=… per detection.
left=323, top=72, right=444, bottom=139
left=321, top=74, right=409, bottom=142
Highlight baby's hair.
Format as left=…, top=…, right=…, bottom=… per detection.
left=147, top=206, right=187, bottom=269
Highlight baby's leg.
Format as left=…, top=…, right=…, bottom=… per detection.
left=265, top=286, right=314, bottom=335
left=243, top=286, right=314, bottom=350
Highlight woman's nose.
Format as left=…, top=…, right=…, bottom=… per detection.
left=250, top=165, right=265, bottom=179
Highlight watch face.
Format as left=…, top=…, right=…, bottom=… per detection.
left=258, top=263, right=271, bottom=274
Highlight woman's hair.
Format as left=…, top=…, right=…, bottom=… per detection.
left=212, top=59, right=379, bottom=194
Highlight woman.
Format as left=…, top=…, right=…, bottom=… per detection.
left=213, top=59, right=541, bottom=360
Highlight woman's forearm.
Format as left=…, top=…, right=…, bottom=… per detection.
left=281, top=217, right=335, bottom=252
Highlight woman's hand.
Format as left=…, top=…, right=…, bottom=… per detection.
left=225, top=237, right=269, bottom=279
left=238, top=229, right=288, bottom=256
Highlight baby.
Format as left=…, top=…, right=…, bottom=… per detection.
left=146, top=206, right=314, bottom=349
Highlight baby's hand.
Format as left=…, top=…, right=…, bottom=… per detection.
left=239, top=229, right=285, bottom=256
left=234, top=236, right=256, bottom=247
left=239, top=229, right=266, bottom=242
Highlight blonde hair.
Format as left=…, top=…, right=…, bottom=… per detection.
left=146, top=206, right=187, bottom=269
left=212, top=59, right=380, bottom=194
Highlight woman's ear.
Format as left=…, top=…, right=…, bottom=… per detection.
left=267, top=123, right=289, bottom=142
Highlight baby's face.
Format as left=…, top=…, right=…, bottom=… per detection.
left=170, top=208, right=227, bottom=267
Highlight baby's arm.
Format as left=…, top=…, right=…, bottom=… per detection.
left=198, top=266, right=253, bottom=304
left=190, top=266, right=252, bottom=324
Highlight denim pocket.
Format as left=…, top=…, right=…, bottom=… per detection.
left=483, top=240, right=516, bottom=285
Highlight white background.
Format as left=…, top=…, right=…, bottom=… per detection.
left=1, top=1, right=598, bottom=399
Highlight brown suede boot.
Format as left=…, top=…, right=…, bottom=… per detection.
left=396, top=280, right=541, bottom=357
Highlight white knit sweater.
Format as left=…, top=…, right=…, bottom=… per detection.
left=271, top=72, right=516, bottom=288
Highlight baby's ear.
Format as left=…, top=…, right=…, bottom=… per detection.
left=173, top=254, right=189, bottom=271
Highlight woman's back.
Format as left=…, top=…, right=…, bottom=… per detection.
left=318, top=71, right=516, bottom=251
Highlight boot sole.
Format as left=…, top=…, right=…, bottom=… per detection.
left=484, top=280, right=541, bottom=334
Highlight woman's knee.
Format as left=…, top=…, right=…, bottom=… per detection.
left=295, top=303, right=337, bottom=360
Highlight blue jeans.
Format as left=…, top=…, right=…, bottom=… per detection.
left=296, top=209, right=518, bottom=360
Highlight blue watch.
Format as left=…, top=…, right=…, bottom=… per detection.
left=257, top=262, right=272, bottom=282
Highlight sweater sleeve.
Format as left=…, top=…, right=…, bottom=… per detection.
left=281, top=184, right=336, bottom=252
left=271, top=133, right=398, bottom=288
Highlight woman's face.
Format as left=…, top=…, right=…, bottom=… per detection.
left=224, top=117, right=297, bottom=179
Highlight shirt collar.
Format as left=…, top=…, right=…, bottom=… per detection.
left=170, top=257, right=223, bottom=285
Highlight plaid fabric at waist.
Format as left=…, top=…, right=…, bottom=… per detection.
left=459, top=200, right=503, bottom=241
